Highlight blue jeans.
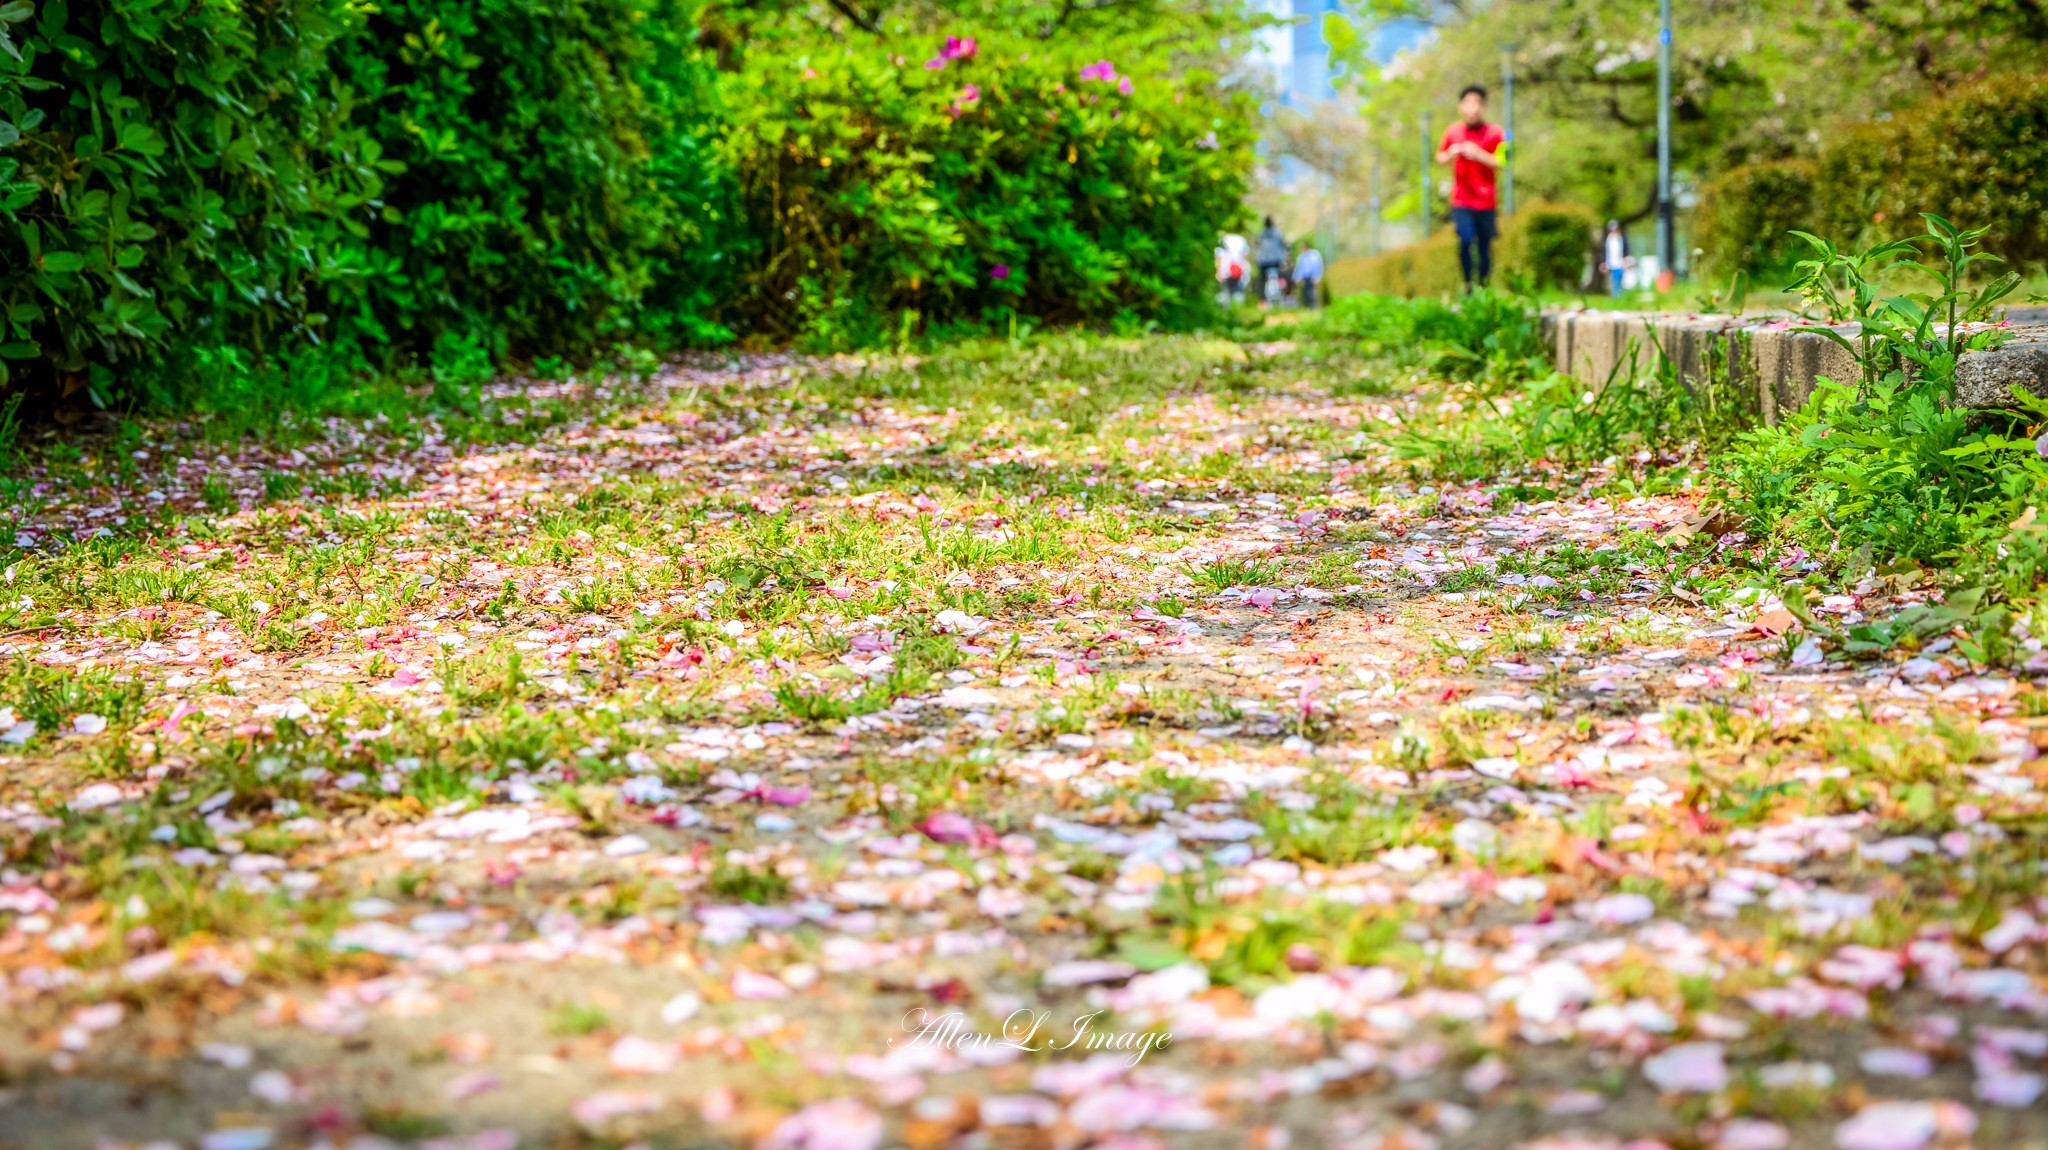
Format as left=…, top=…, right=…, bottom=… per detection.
left=1609, top=267, right=1625, bottom=296
left=1451, top=207, right=1496, bottom=287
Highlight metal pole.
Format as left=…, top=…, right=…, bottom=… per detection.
left=1420, top=112, right=1432, bottom=239
left=1501, top=43, right=1516, bottom=217
left=1656, top=0, right=1674, bottom=278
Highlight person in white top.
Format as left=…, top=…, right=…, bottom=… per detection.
left=1601, top=221, right=1630, bottom=296
left=1216, top=233, right=1248, bottom=305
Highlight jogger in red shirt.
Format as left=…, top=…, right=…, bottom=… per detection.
left=1436, top=85, right=1505, bottom=290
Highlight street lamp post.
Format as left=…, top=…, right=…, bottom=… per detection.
left=1419, top=112, right=1432, bottom=238
left=1501, top=42, right=1516, bottom=217
left=1656, top=0, right=1674, bottom=279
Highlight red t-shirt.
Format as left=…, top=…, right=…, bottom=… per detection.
left=1441, top=120, right=1505, bottom=211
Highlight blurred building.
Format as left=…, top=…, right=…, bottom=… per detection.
left=1263, top=1, right=1432, bottom=187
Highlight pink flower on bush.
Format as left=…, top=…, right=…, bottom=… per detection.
left=990, top=265, right=1010, bottom=280
left=1079, top=60, right=1117, bottom=83
left=928, top=35, right=976, bottom=69
left=1117, top=76, right=1134, bottom=95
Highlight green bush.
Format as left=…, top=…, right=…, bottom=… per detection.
left=320, top=0, right=734, bottom=369
left=0, top=0, right=373, bottom=402
left=718, top=30, right=1256, bottom=346
left=1499, top=201, right=1599, bottom=291
left=1, top=1, right=1262, bottom=406
left=1694, top=160, right=1818, bottom=280
left=1326, top=201, right=1598, bottom=299
left=1306, top=288, right=1544, bottom=376
left=1328, top=231, right=1465, bottom=299
left=1698, top=72, right=2048, bottom=278
left=1, top=0, right=733, bottom=409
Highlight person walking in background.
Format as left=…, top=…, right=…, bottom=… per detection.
left=1435, top=84, right=1504, bottom=291
left=1601, top=220, right=1630, bottom=296
left=1254, top=216, right=1289, bottom=305
left=1216, top=233, right=1248, bottom=305
left=1291, top=241, right=1323, bottom=309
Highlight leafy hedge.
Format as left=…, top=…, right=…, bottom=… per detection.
left=0, top=0, right=369, bottom=402
left=721, top=33, right=1254, bottom=346
left=0, top=0, right=1253, bottom=407
left=1698, top=72, right=2048, bottom=278
left=1325, top=201, right=1599, bottom=299
left=1693, top=160, right=1818, bottom=279
left=0, top=0, right=733, bottom=408
left=0, top=1, right=1259, bottom=409
left=321, top=0, right=735, bottom=374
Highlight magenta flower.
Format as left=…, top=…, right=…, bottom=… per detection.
left=990, top=264, right=1010, bottom=280
left=960, top=83, right=980, bottom=103
left=1079, top=60, right=1117, bottom=83
left=942, top=35, right=977, bottom=60
left=2037, top=431, right=2048, bottom=458
left=925, top=56, right=947, bottom=70
left=1117, top=76, right=1134, bottom=95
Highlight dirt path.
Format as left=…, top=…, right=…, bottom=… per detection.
left=0, top=337, right=2040, bottom=1150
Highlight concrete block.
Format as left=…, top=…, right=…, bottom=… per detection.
left=1956, top=328, right=2048, bottom=410
left=1544, top=307, right=2048, bottom=424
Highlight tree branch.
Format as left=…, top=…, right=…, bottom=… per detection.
left=824, top=0, right=880, bottom=34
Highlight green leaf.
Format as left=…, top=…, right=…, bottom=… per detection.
left=117, top=121, right=164, bottom=157
left=0, top=340, right=37, bottom=359
left=0, top=0, right=31, bottom=24
left=0, top=121, right=16, bottom=148
left=38, top=251, right=84, bottom=272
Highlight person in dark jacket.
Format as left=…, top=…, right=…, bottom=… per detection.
left=1254, top=217, right=1288, bottom=304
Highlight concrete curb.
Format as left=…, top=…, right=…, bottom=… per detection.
left=1542, top=307, right=2048, bottom=424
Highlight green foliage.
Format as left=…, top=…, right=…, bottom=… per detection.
left=1700, top=72, right=2048, bottom=278
left=0, top=0, right=734, bottom=410
left=1498, top=201, right=1600, bottom=292
left=0, top=0, right=374, bottom=401
left=1319, top=289, right=1755, bottom=480
left=1720, top=217, right=2045, bottom=599
left=1328, top=230, right=1466, bottom=300
left=1694, top=160, right=1818, bottom=280
left=1327, top=202, right=1598, bottom=299
left=1323, top=2, right=2048, bottom=242
left=321, top=0, right=735, bottom=366
left=1307, top=287, right=1544, bottom=377
left=1, top=0, right=1261, bottom=406
left=718, top=27, right=1256, bottom=345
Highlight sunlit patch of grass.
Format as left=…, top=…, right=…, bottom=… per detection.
left=1185, top=555, right=1278, bottom=591
left=0, top=658, right=148, bottom=742
left=1247, top=783, right=1416, bottom=867
left=707, top=859, right=793, bottom=905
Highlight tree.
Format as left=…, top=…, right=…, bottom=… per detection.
left=1312, top=0, right=2048, bottom=233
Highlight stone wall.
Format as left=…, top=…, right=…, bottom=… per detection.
left=1542, top=308, right=2048, bottom=424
